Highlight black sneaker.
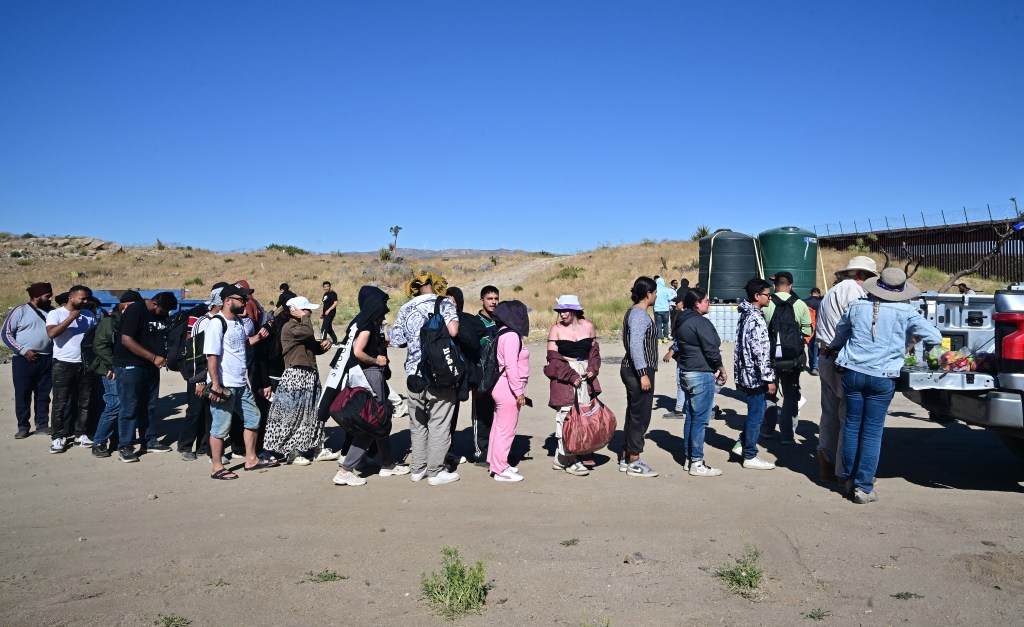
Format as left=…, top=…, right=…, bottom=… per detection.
left=92, top=444, right=111, bottom=458
left=146, top=441, right=172, bottom=453
left=15, top=428, right=29, bottom=439
left=118, top=447, right=139, bottom=463
left=180, top=451, right=197, bottom=461
left=36, top=425, right=51, bottom=435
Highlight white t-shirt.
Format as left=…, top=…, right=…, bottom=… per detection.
left=202, top=314, right=248, bottom=388
left=45, top=307, right=96, bottom=363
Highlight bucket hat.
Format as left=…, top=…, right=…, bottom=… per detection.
left=863, top=268, right=921, bottom=302
left=553, top=295, right=583, bottom=311
left=835, top=256, right=879, bottom=279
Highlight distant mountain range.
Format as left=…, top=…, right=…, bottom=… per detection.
left=344, top=247, right=532, bottom=259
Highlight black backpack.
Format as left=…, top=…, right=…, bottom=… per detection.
left=477, top=328, right=519, bottom=393
left=80, top=323, right=98, bottom=370
left=417, top=297, right=466, bottom=389
left=165, top=304, right=209, bottom=372
left=768, top=294, right=806, bottom=372
left=179, top=314, right=227, bottom=383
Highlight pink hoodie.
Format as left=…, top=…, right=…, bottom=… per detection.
left=497, top=331, right=529, bottom=396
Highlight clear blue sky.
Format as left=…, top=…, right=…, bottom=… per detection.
left=2, top=1, right=1021, bottom=253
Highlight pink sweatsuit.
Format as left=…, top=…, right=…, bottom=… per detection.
left=488, top=331, right=529, bottom=475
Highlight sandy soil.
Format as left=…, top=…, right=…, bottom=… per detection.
left=1, top=340, right=1023, bottom=626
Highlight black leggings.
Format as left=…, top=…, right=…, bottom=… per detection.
left=620, top=366, right=655, bottom=456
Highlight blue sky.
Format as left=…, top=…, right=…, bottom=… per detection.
left=1, top=1, right=1021, bottom=253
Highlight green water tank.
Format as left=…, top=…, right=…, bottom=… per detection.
left=758, top=227, right=819, bottom=298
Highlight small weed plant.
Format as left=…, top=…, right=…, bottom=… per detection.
left=307, top=569, right=348, bottom=583
left=714, top=545, right=763, bottom=599
left=891, top=591, right=923, bottom=600
left=421, top=546, right=488, bottom=619
left=560, top=538, right=580, bottom=547
left=154, top=613, right=191, bottom=626
left=208, top=578, right=230, bottom=587
left=802, top=607, right=830, bottom=620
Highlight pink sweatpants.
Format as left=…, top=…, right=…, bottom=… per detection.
left=487, top=380, right=519, bottom=474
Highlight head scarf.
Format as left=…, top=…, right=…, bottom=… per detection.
left=354, top=286, right=389, bottom=333
left=405, top=271, right=447, bottom=299
left=27, top=282, right=52, bottom=299
left=447, top=287, right=465, bottom=313
left=492, top=300, right=530, bottom=337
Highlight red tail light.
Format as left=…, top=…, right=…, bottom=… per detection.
left=993, top=312, right=1024, bottom=373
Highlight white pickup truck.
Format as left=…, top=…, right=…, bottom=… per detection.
left=900, top=284, right=1024, bottom=458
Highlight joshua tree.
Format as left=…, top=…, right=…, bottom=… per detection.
left=389, top=225, right=403, bottom=252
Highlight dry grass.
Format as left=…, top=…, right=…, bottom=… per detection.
left=0, top=232, right=1013, bottom=339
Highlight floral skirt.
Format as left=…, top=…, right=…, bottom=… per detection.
left=264, top=367, right=324, bottom=455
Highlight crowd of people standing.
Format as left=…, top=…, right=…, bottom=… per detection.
left=3, top=256, right=939, bottom=504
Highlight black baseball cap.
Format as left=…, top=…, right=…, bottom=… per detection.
left=770, top=271, right=794, bottom=284
left=220, top=285, right=254, bottom=301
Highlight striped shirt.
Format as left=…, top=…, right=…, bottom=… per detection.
left=621, top=307, right=658, bottom=377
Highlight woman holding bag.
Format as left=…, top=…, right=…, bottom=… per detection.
left=544, top=295, right=602, bottom=476
left=332, top=286, right=411, bottom=486
left=488, top=300, right=530, bottom=483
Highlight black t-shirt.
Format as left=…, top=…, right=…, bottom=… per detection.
left=322, top=291, right=338, bottom=316
left=276, top=290, right=296, bottom=309
left=113, top=301, right=168, bottom=368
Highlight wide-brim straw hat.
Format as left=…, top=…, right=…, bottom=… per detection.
left=835, top=255, right=879, bottom=278
left=863, top=268, right=921, bottom=302
left=553, top=294, right=583, bottom=311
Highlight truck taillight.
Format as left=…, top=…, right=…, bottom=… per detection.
left=993, top=312, right=1024, bottom=373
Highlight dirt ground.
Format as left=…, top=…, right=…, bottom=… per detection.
left=1, top=339, right=1023, bottom=626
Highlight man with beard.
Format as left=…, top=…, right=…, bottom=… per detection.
left=3, top=282, right=55, bottom=439
left=113, top=291, right=178, bottom=463
left=45, top=285, right=98, bottom=453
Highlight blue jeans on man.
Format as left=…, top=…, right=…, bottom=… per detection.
left=116, top=365, right=161, bottom=451
left=682, top=371, right=716, bottom=463
left=93, top=375, right=120, bottom=447
left=12, top=353, right=52, bottom=431
left=654, top=311, right=671, bottom=340
left=740, top=385, right=768, bottom=460
left=840, top=369, right=896, bottom=495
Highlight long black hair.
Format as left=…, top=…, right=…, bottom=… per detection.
left=683, top=287, right=707, bottom=311
left=630, top=276, right=657, bottom=304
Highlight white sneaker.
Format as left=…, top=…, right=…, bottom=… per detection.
left=618, top=458, right=628, bottom=472
left=333, top=469, right=367, bottom=486
left=688, top=460, right=723, bottom=477
left=49, top=437, right=67, bottom=454
left=411, top=471, right=426, bottom=482
left=507, top=465, right=519, bottom=474
left=76, top=434, right=93, bottom=447
left=564, top=461, right=590, bottom=476
left=731, top=440, right=743, bottom=455
left=314, top=448, right=341, bottom=462
left=427, top=470, right=460, bottom=486
left=292, top=455, right=311, bottom=466
left=742, top=456, right=776, bottom=470
left=379, top=464, right=411, bottom=477
left=493, top=468, right=524, bottom=482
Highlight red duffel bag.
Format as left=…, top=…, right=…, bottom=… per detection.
left=563, top=396, right=617, bottom=455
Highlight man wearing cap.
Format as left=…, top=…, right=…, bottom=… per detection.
left=815, top=256, right=878, bottom=483
left=113, top=291, right=178, bottom=463
left=205, top=284, right=276, bottom=478
left=761, top=271, right=813, bottom=445
left=89, top=290, right=142, bottom=457
left=2, top=282, right=55, bottom=439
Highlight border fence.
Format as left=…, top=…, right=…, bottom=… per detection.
left=814, top=202, right=1024, bottom=282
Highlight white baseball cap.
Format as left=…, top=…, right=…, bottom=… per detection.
left=286, top=296, right=320, bottom=310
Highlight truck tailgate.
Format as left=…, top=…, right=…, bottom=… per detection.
left=899, top=367, right=996, bottom=391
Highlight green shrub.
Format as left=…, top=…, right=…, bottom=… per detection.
left=307, top=569, right=348, bottom=583
left=156, top=239, right=166, bottom=250
left=10, top=251, right=23, bottom=258
left=154, top=614, right=191, bottom=627
left=421, top=547, right=488, bottom=619
left=267, top=243, right=310, bottom=256
left=714, top=545, right=763, bottom=599
left=16, top=260, right=31, bottom=266
left=184, top=277, right=204, bottom=286
left=549, top=266, right=585, bottom=282
left=20, top=232, right=35, bottom=239
left=691, top=225, right=711, bottom=240
left=512, top=285, right=523, bottom=292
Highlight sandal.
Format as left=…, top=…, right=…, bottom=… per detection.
left=210, top=468, right=238, bottom=480
left=244, top=459, right=279, bottom=471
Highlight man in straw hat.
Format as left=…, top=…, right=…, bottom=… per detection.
left=827, top=268, right=940, bottom=503
left=814, top=255, right=878, bottom=483
left=2, top=282, right=55, bottom=439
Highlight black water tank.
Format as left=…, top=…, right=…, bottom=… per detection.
left=699, top=230, right=761, bottom=303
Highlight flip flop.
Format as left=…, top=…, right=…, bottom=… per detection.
left=243, top=459, right=279, bottom=471
left=210, top=468, right=238, bottom=480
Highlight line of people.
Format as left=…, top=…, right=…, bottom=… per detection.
left=4, top=258, right=938, bottom=503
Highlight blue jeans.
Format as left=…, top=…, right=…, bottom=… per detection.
left=12, top=353, right=52, bottom=430
left=807, top=333, right=818, bottom=370
left=841, top=370, right=896, bottom=495
left=654, top=311, right=671, bottom=340
left=93, top=375, right=120, bottom=446
left=674, top=363, right=687, bottom=413
left=682, top=371, right=716, bottom=463
left=116, top=365, right=160, bottom=450
left=740, top=385, right=767, bottom=460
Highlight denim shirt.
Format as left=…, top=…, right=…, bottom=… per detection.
left=830, top=298, right=942, bottom=379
